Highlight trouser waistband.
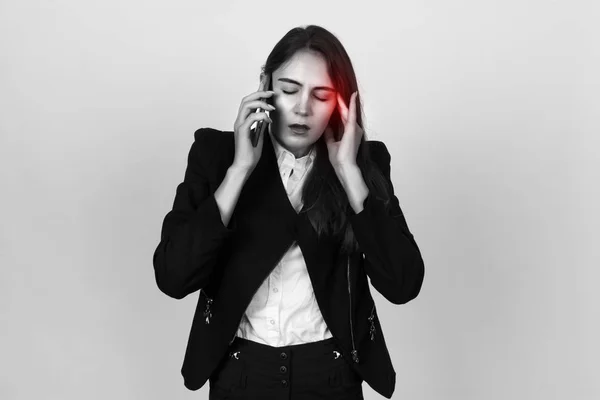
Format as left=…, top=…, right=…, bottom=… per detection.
left=229, top=336, right=341, bottom=363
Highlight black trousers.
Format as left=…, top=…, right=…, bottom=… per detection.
left=208, top=336, right=364, bottom=400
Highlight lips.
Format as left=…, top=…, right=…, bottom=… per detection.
left=289, top=124, right=310, bottom=133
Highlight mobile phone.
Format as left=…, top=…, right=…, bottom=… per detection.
left=251, top=74, right=271, bottom=147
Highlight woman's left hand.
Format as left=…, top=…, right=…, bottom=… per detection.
left=324, top=91, right=364, bottom=170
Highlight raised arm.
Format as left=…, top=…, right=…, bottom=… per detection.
left=152, top=128, right=251, bottom=299
left=347, top=141, right=425, bottom=305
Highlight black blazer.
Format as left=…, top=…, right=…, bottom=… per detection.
left=153, top=127, right=425, bottom=399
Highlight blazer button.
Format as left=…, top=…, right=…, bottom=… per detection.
left=281, top=379, right=288, bottom=387
left=280, top=352, right=287, bottom=359
left=280, top=366, right=287, bottom=373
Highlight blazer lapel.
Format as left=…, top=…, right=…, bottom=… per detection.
left=219, top=130, right=343, bottom=334
left=220, top=131, right=303, bottom=320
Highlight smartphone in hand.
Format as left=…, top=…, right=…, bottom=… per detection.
left=251, top=74, right=271, bottom=147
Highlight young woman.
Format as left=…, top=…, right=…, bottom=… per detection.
left=153, top=25, right=425, bottom=400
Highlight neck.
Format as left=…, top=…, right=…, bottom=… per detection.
left=269, top=126, right=314, bottom=159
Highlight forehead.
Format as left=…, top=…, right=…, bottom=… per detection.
left=273, top=50, right=333, bottom=87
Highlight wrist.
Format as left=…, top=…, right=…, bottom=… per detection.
left=229, top=163, right=253, bottom=177
left=334, top=163, right=360, bottom=183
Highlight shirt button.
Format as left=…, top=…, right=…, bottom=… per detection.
left=281, top=379, right=288, bottom=387
left=280, top=352, right=287, bottom=359
left=280, top=366, right=287, bottom=373
left=273, top=288, right=279, bottom=293
left=270, top=319, right=275, bottom=325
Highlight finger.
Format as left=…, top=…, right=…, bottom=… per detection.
left=239, top=92, right=275, bottom=120
left=348, top=92, right=357, bottom=124
left=239, top=100, right=276, bottom=120
left=241, top=90, right=275, bottom=105
left=337, top=93, right=348, bottom=124
left=337, top=93, right=348, bottom=123
left=244, top=100, right=276, bottom=111
left=258, top=75, right=268, bottom=91
left=240, top=112, right=272, bottom=135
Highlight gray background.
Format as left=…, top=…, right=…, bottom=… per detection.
left=1, top=0, right=598, bottom=399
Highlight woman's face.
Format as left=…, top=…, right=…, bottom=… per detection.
left=268, top=50, right=337, bottom=158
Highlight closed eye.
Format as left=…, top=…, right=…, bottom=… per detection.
left=282, top=90, right=329, bottom=102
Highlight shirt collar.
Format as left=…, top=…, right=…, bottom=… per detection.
left=268, top=127, right=316, bottom=173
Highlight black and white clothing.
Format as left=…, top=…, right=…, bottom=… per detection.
left=153, top=127, right=425, bottom=399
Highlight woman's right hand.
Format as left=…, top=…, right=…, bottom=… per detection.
left=232, top=90, right=276, bottom=171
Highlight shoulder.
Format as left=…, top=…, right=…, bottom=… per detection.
left=366, top=140, right=390, bottom=162
left=189, top=127, right=235, bottom=161
left=181, top=128, right=235, bottom=180
left=193, top=127, right=234, bottom=149
left=365, top=140, right=391, bottom=175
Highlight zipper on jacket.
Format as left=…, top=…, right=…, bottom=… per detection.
left=347, top=255, right=359, bottom=363
left=199, top=287, right=245, bottom=344
left=368, top=303, right=377, bottom=341
left=201, top=288, right=251, bottom=346
left=201, top=289, right=213, bottom=325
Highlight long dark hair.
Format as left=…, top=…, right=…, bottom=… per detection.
left=262, top=25, right=394, bottom=254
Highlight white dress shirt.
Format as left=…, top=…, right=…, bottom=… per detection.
left=235, top=128, right=333, bottom=346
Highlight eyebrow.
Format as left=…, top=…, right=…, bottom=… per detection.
left=277, top=78, right=335, bottom=92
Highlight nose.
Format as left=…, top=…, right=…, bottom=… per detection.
left=294, top=92, right=311, bottom=116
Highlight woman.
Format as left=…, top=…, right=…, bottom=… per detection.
left=153, top=25, right=425, bottom=400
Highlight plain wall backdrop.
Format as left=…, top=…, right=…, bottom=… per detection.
left=1, top=1, right=598, bottom=399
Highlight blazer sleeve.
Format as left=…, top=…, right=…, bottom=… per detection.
left=348, top=141, right=425, bottom=305
left=152, top=128, right=237, bottom=299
